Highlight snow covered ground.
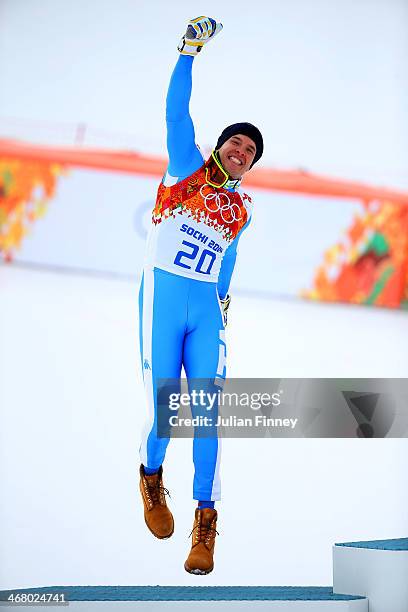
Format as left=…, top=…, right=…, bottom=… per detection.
left=1, top=264, right=407, bottom=589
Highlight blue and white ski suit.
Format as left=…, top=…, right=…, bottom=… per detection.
left=139, top=55, right=253, bottom=500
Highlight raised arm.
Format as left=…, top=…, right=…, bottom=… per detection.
left=166, top=55, right=203, bottom=179
left=165, top=17, right=223, bottom=180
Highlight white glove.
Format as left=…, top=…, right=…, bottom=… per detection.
left=178, top=16, right=223, bottom=56
left=220, top=294, right=231, bottom=327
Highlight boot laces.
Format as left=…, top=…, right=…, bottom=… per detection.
left=189, top=520, right=219, bottom=544
left=147, top=480, right=171, bottom=505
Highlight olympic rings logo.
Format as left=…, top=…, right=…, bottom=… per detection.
left=199, top=184, right=242, bottom=224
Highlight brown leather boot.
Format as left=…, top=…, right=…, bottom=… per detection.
left=139, top=465, right=174, bottom=539
left=184, top=508, right=218, bottom=575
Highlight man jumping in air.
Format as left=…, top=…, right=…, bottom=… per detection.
left=138, top=16, right=263, bottom=574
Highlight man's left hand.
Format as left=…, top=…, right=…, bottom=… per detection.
left=220, top=294, right=231, bottom=327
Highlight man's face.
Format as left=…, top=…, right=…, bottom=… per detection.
left=218, top=134, right=257, bottom=179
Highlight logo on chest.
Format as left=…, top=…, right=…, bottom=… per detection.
left=153, top=172, right=249, bottom=242
left=199, top=184, right=243, bottom=224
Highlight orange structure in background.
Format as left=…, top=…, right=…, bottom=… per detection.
left=1, top=138, right=407, bottom=309
left=0, top=155, right=63, bottom=261
left=303, top=200, right=408, bottom=309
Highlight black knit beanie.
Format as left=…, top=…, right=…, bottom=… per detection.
left=216, top=122, right=264, bottom=168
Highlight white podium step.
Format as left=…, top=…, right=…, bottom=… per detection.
left=0, top=586, right=368, bottom=611
left=333, top=538, right=408, bottom=612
